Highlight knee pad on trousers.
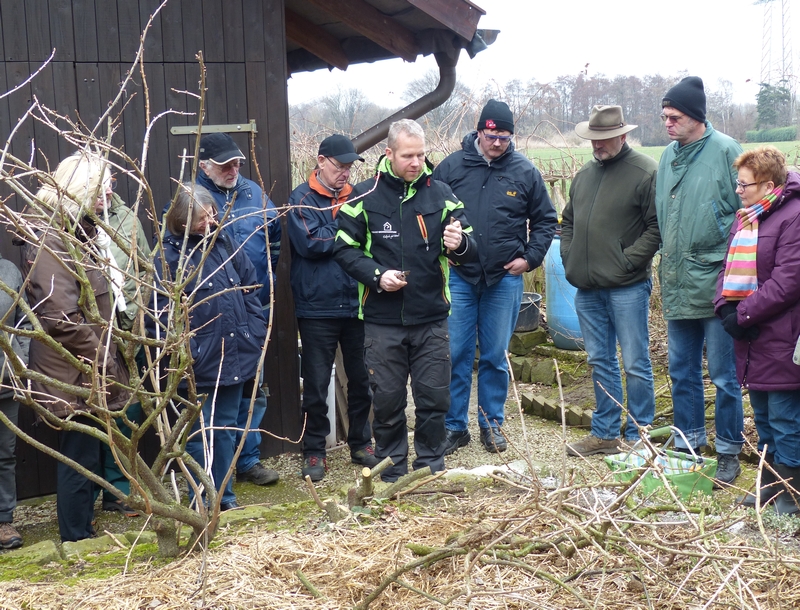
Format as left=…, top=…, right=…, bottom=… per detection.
left=372, top=389, right=408, bottom=427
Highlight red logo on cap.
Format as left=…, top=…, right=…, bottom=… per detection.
left=485, top=119, right=496, bottom=129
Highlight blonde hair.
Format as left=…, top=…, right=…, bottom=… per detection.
left=387, top=119, right=425, bottom=150
left=36, top=152, right=110, bottom=217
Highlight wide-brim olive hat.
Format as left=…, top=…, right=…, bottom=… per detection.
left=575, top=105, right=637, bottom=140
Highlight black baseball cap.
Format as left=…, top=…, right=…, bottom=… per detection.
left=318, top=134, right=364, bottom=163
left=198, top=133, right=245, bottom=165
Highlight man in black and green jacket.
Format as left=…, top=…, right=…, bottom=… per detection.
left=334, top=119, right=477, bottom=482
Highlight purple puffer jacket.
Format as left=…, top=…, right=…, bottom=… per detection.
left=714, top=171, right=800, bottom=390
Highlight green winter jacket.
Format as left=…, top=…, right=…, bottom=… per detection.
left=561, top=143, right=659, bottom=290
left=655, top=123, right=742, bottom=319
left=103, top=193, right=152, bottom=330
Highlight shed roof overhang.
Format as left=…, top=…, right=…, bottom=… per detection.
left=285, top=0, right=491, bottom=74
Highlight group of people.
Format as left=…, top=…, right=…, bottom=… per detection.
left=291, top=104, right=558, bottom=482
left=562, top=76, right=800, bottom=515
left=3, top=76, right=800, bottom=550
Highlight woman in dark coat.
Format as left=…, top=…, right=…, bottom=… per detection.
left=153, top=184, right=266, bottom=511
left=714, top=145, right=800, bottom=514
left=23, top=153, right=131, bottom=541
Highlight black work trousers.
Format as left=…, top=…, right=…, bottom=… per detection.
left=299, top=317, right=372, bottom=457
left=363, top=319, right=451, bottom=482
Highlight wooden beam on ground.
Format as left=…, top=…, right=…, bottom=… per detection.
left=304, top=0, right=419, bottom=63
left=285, top=8, right=350, bottom=71
left=404, top=0, right=484, bottom=41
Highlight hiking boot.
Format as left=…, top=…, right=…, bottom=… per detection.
left=444, top=429, right=471, bottom=456
left=479, top=427, right=507, bottom=453
left=237, top=462, right=280, bottom=485
left=102, top=499, right=140, bottom=517
left=566, top=435, right=621, bottom=457
left=0, top=523, right=22, bottom=549
left=302, top=456, right=327, bottom=482
left=220, top=500, right=240, bottom=512
left=351, top=445, right=380, bottom=468
left=713, top=453, right=742, bottom=488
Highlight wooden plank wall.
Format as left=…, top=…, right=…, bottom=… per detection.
left=0, top=0, right=301, bottom=500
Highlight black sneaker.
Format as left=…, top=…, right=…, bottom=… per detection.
left=302, top=456, right=327, bottom=482
left=220, top=500, right=240, bottom=511
left=480, top=427, right=507, bottom=453
left=444, top=429, right=471, bottom=456
left=102, top=499, right=140, bottom=517
left=237, top=462, right=280, bottom=485
left=714, top=453, right=741, bottom=488
left=351, top=445, right=380, bottom=468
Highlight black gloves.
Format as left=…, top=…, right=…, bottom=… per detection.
left=719, top=303, right=760, bottom=341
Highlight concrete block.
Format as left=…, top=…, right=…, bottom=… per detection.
left=529, top=360, right=556, bottom=385
left=124, top=530, right=158, bottom=546
left=541, top=398, right=559, bottom=421
left=509, top=357, right=525, bottom=381
left=521, top=358, right=533, bottom=383
left=565, top=406, right=583, bottom=427
left=0, top=539, right=61, bottom=566
left=219, top=505, right=273, bottom=527
left=520, top=392, right=533, bottom=413
left=530, top=394, right=546, bottom=417
left=62, top=535, right=118, bottom=559
left=508, top=328, right=549, bottom=355
left=581, top=409, right=593, bottom=428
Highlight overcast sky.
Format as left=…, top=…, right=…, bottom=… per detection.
left=288, top=0, right=796, bottom=108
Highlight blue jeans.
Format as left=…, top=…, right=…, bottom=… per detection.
left=749, top=390, right=800, bottom=468
left=0, top=398, right=18, bottom=523
left=447, top=272, right=523, bottom=432
left=667, top=317, right=743, bottom=454
left=235, top=377, right=267, bottom=473
left=575, top=280, right=655, bottom=441
left=186, top=383, right=243, bottom=506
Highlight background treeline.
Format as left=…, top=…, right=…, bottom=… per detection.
left=289, top=71, right=763, bottom=155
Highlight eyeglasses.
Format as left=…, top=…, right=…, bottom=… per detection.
left=326, top=157, right=353, bottom=174
left=481, top=132, right=512, bottom=143
left=660, top=113, right=686, bottom=124
left=735, top=180, right=761, bottom=190
left=217, top=160, right=245, bottom=171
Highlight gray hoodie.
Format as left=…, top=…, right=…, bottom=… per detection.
left=0, top=255, right=30, bottom=401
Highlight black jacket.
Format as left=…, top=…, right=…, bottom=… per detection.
left=433, top=132, right=558, bottom=285
left=287, top=171, right=360, bottom=319
left=334, top=157, right=477, bottom=326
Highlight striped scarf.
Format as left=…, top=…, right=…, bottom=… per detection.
left=721, top=186, right=783, bottom=299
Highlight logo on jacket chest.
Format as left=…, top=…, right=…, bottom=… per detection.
left=374, top=221, right=400, bottom=239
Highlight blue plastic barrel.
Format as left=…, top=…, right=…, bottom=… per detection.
left=544, top=235, right=583, bottom=350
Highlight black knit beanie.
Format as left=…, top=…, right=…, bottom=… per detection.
left=477, top=99, right=514, bottom=133
left=662, top=76, right=706, bottom=123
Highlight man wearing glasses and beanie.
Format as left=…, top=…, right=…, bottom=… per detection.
left=287, top=134, right=379, bottom=481
left=196, top=132, right=282, bottom=489
left=434, top=99, right=557, bottom=455
left=655, top=76, right=744, bottom=486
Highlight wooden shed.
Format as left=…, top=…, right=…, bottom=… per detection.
left=0, top=0, right=489, bottom=499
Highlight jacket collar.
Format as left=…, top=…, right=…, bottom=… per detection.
left=309, top=170, right=353, bottom=202
left=595, top=142, right=633, bottom=168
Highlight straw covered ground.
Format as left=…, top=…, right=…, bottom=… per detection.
left=3, top=423, right=800, bottom=609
